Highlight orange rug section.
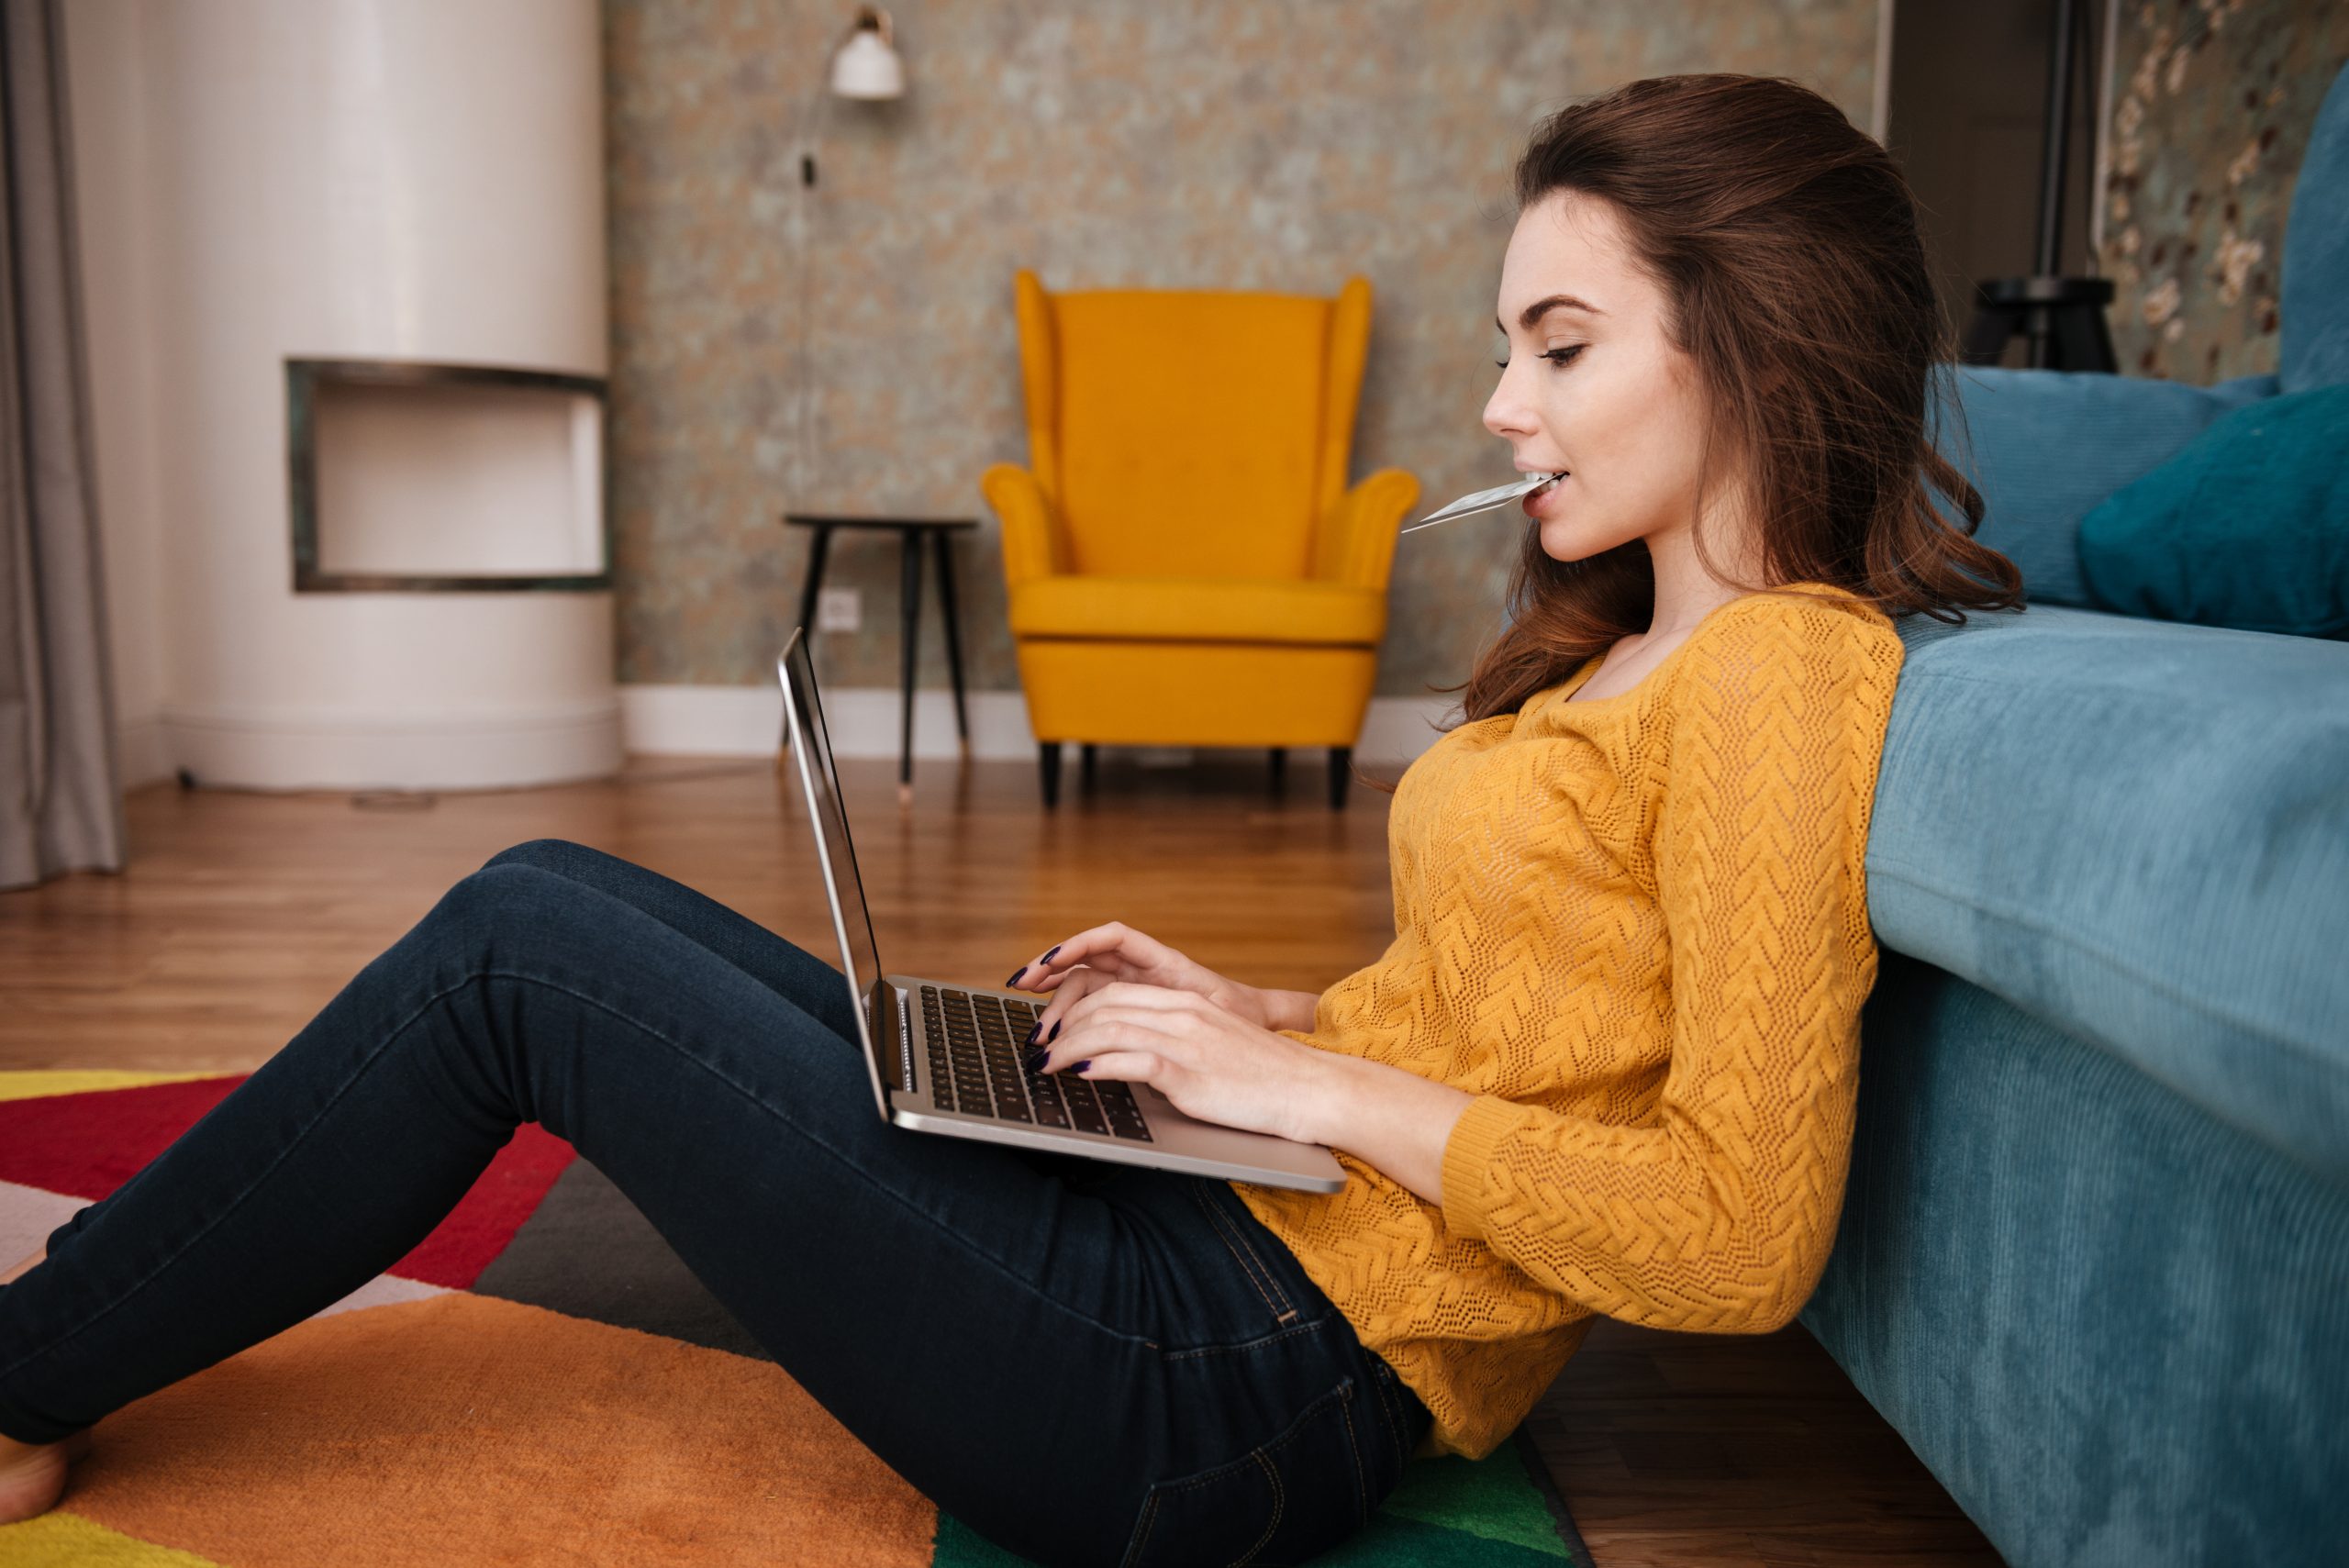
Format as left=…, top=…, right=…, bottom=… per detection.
left=52, top=1292, right=936, bottom=1567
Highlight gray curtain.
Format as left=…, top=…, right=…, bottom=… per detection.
left=0, top=0, right=124, bottom=891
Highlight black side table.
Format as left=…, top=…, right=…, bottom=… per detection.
left=785, top=513, right=977, bottom=803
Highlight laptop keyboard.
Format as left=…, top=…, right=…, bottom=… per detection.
left=918, top=984, right=1153, bottom=1141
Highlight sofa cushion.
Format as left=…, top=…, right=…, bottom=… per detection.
left=2076, top=383, right=2349, bottom=638
left=1008, top=574, right=1386, bottom=646
left=1863, top=600, right=2349, bottom=1181
left=2280, top=61, right=2349, bottom=394
left=1929, top=365, right=2277, bottom=608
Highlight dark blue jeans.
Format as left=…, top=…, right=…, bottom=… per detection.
left=0, top=839, right=1431, bottom=1566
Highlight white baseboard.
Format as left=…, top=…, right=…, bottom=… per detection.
left=620, top=684, right=1457, bottom=767
left=161, top=698, right=624, bottom=791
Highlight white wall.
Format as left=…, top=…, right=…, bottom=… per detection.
left=66, top=0, right=170, bottom=786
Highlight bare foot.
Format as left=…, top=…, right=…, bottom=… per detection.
left=0, top=1243, right=86, bottom=1524
left=0, top=1434, right=71, bottom=1525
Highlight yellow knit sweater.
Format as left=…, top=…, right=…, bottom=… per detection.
left=1230, top=581, right=1906, bottom=1461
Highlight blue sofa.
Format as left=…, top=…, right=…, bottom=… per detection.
left=1797, top=64, right=2349, bottom=1568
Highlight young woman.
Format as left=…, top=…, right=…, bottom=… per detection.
left=1, top=72, right=2019, bottom=1566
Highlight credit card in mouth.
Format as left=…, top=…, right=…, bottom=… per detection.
left=1401, top=472, right=1564, bottom=534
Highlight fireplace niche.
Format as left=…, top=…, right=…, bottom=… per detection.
left=286, top=358, right=610, bottom=593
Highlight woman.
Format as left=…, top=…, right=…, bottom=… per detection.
left=1, top=72, right=2020, bottom=1565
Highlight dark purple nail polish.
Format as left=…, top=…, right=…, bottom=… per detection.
left=1025, top=1047, right=1047, bottom=1073
left=1074, top=1060, right=1092, bottom=1073
left=1026, top=1022, right=1040, bottom=1045
left=1041, top=944, right=1062, bottom=963
left=1008, top=968, right=1025, bottom=986
left=1048, top=1021, right=1061, bottom=1041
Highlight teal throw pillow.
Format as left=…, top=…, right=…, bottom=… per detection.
left=2076, top=383, right=2349, bottom=639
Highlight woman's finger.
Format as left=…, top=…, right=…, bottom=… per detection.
left=1031, top=967, right=1182, bottom=1037
left=1024, top=951, right=1141, bottom=995
left=1036, top=1016, right=1182, bottom=1078
left=1051, top=982, right=1206, bottom=1041
left=1055, top=1049, right=1161, bottom=1084
left=1008, top=924, right=1121, bottom=987
left=1030, top=966, right=1112, bottom=1037
left=1009, top=920, right=1167, bottom=991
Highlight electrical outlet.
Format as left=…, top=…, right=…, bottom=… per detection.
left=816, top=587, right=862, bottom=633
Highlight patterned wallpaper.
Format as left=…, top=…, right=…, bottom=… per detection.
left=2099, top=0, right=2349, bottom=381
left=603, top=0, right=1882, bottom=695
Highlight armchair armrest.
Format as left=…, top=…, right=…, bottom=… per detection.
left=980, top=463, right=1069, bottom=587
left=1309, top=468, right=1419, bottom=590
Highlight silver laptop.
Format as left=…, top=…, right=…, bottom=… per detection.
left=776, top=627, right=1345, bottom=1193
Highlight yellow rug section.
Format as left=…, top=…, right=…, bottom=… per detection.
left=0, top=1510, right=226, bottom=1565
left=0, top=1073, right=235, bottom=1106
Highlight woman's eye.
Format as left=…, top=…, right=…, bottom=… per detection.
left=1493, top=346, right=1586, bottom=369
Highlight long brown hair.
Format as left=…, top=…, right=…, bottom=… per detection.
left=1363, top=73, right=2021, bottom=792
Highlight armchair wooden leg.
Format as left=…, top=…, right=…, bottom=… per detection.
left=1268, top=748, right=1286, bottom=794
left=1040, top=741, right=1062, bottom=808
left=1327, top=747, right=1351, bottom=811
left=1080, top=743, right=1097, bottom=794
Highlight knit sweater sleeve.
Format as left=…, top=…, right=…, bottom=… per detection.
left=1435, top=600, right=1902, bottom=1333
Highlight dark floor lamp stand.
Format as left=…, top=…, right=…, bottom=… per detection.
left=1963, top=0, right=2118, bottom=371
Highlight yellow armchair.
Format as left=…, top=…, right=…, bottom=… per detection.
left=981, top=268, right=1418, bottom=807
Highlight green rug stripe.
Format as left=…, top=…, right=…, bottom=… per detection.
left=930, top=1513, right=1043, bottom=1567
left=1375, top=1442, right=1571, bottom=1557
left=933, top=1507, right=1572, bottom=1567
left=930, top=1438, right=1579, bottom=1565
left=1508, top=1428, right=1597, bottom=1568
left=1288, top=1508, right=1571, bottom=1566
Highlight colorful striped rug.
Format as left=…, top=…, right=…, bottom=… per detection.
left=0, top=1070, right=1594, bottom=1566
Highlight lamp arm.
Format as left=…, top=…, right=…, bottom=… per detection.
left=788, top=77, right=836, bottom=507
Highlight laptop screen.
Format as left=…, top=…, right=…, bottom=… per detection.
left=776, top=629, right=895, bottom=1106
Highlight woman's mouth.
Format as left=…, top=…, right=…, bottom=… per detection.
left=1521, top=472, right=1568, bottom=517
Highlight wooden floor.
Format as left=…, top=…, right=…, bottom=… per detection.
left=0, top=751, right=2005, bottom=1566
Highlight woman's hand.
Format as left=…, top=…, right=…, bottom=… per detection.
left=1007, top=923, right=1307, bottom=1036
left=1027, top=981, right=1337, bottom=1145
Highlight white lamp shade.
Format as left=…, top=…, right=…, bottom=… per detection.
left=830, top=31, right=904, bottom=99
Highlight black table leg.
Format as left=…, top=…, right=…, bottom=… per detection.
left=930, top=528, right=970, bottom=748
left=781, top=525, right=834, bottom=768
left=899, top=531, right=923, bottom=800
left=795, top=524, right=833, bottom=644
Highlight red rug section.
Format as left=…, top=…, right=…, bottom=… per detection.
left=0, top=1074, right=575, bottom=1288
left=0, top=1076, right=246, bottom=1200
left=385, top=1122, right=576, bottom=1287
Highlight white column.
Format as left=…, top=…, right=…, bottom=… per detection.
left=110, top=0, right=619, bottom=790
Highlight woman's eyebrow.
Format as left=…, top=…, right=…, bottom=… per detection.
left=1496, top=295, right=1608, bottom=334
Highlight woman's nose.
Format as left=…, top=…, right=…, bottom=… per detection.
left=1484, top=372, right=1534, bottom=441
